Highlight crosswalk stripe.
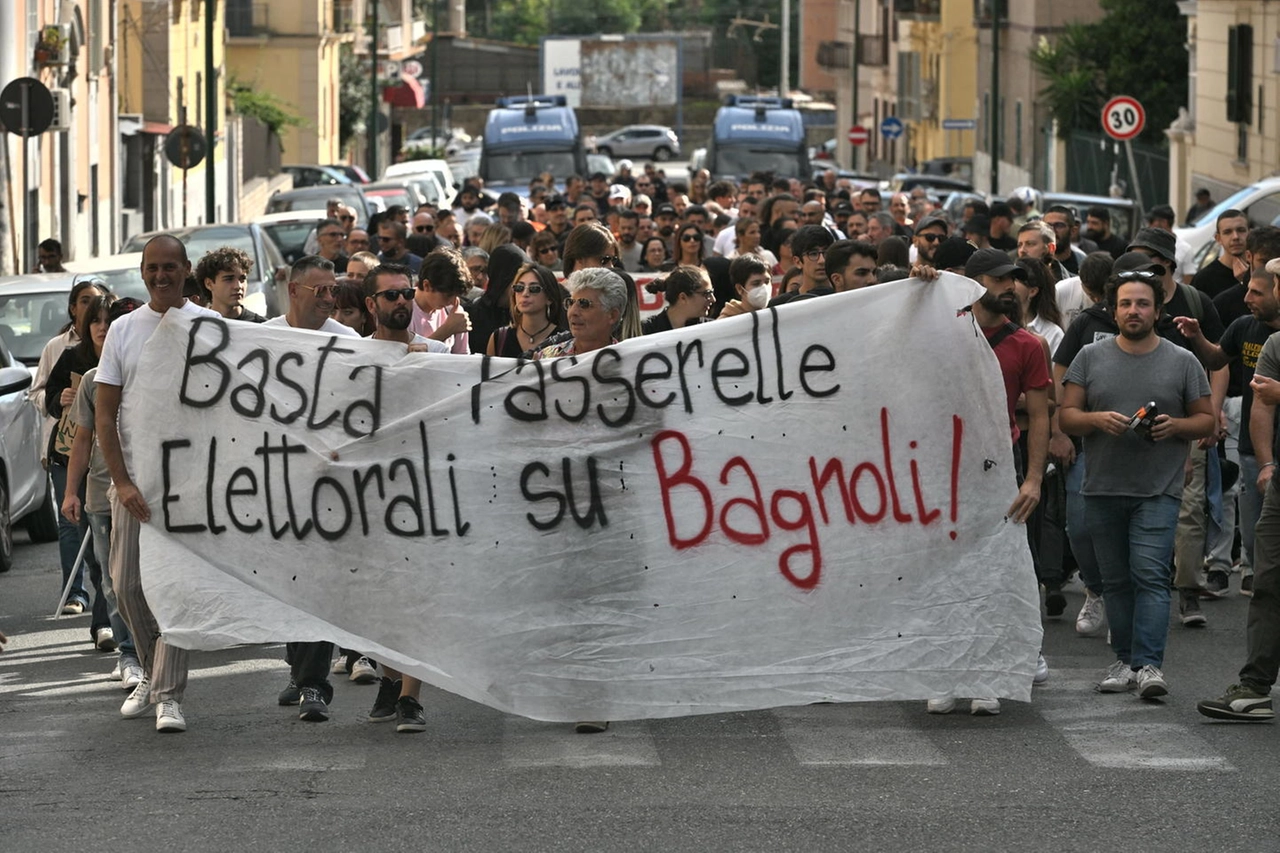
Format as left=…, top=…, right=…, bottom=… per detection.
left=775, top=704, right=947, bottom=766
left=502, top=718, right=661, bottom=768
left=1042, top=719, right=1234, bottom=771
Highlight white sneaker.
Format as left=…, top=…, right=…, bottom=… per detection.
left=121, top=663, right=145, bottom=690
left=926, top=697, right=957, bottom=714
left=94, top=627, right=117, bottom=652
left=1076, top=591, right=1107, bottom=637
left=1034, top=653, right=1050, bottom=685
left=970, top=698, right=1001, bottom=716
left=1096, top=660, right=1135, bottom=693
left=155, top=699, right=187, bottom=732
left=350, top=656, right=378, bottom=684
left=109, top=659, right=123, bottom=681
left=121, top=677, right=152, bottom=718
left=1135, top=665, right=1169, bottom=699
left=330, top=655, right=349, bottom=676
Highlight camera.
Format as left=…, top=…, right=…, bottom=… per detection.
left=1128, top=401, right=1159, bottom=442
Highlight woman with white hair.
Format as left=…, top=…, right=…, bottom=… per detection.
left=532, top=267, right=627, bottom=360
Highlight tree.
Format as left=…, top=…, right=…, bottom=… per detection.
left=1029, top=24, right=1104, bottom=139
left=338, top=45, right=373, bottom=155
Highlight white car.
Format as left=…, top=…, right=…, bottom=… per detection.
left=63, top=253, right=149, bottom=302
left=250, top=210, right=331, bottom=264
left=384, top=159, right=456, bottom=207
left=0, top=273, right=86, bottom=567
left=1176, top=176, right=1280, bottom=270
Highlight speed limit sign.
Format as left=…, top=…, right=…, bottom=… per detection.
left=1101, top=95, right=1145, bottom=141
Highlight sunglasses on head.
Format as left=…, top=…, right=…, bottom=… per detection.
left=376, top=287, right=416, bottom=302
left=511, top=283, right=544, bottom=294
left=1116, top=270, right=1161, bottom=282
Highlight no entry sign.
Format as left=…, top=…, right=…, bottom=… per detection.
left=1101, top=96, right=1145, bottom=141
left=848, top=125, right=869, bottom=146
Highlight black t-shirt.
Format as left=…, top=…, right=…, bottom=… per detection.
left=1218, top=315, right=1279, bottom=456
left=1159, top=284, right=1224, bottom=351
left=1214, top=284, right=1250, bottom=396
left=1191, top=259, right=1241, bottom=300
left=1055, top=249, right=1080, bottom=276
left=989, top=234, right=1016, bottom=252
left=1096, top=233, right=1129, bottom=259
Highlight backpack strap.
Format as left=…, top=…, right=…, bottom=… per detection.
left=986, top=321, right=1020, bottom=350
left=1177, top=282, right=1205, bottom=323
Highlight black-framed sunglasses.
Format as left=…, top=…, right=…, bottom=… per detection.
left=599, top=255, right=622, bottom=268
left=918, top=233, right=944, bottom=243
left=376, top=287, right=415, bottom=302
left=680, top=233, right=701, bottom=242
left=415, top=225, right=435, bottom=233
left=565, top=297, right=598, bottom=310
left=511, top=283, right=544, bottom=294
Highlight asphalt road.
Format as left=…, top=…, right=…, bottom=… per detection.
left=3, top=531, right=1279, bottom=852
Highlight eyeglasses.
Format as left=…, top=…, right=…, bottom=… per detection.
left=339, top=215, right=355, bottom=223
left=512, top=283, right=544, bottom=294
left=802, top=249, right=826, bottom=261
left=697, top=289, right=716, bottom=300
left=918, top=233, right=944, bottom=243
left=565, top=297, right=598, bottom=310
left=681, top=233, right=701, bottom=242
left=377, top=235, right=396, bottom=243
left=414, top=225, right=434, bottom=233
left=298, top=283, right=338, bottom=297
left=376, top=287, right=415, bottom=302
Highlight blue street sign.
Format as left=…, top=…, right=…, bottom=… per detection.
left=880, top=116, right=904, bottom=139
left=941, top=118, right=976, bottom=131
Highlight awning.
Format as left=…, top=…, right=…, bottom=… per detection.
left=383, top=73, right=426, bottom=109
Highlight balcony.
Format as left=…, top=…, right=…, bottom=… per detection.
left=226, top=0, right=269, bottom=37
left=894, top=0, right=941, bottom=19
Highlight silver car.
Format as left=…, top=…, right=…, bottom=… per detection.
left=591, top=125, right=681, bottom=162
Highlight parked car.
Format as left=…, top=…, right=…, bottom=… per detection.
left=403, top=126, right=472, bottom=157
left=0, top=273, right=97, bottom=566
left=250, top=210, right=330, bottom=264
left=922, top=157, right=974, bottom=182
left=120, top=223, right=289, bottom=316
left=63, top=253, right=149, bottom=301
left=266, top=184, right=372, bottom=224
left=590, top=125, right=681, bottom=162
left=385, top=158, right=457, bottom=205
left=282, top=164, right=352, bottom=188
left=361, top=182, right=418, bottom=213
left=891, top=173, right=974, bottom=194
left=325, top=163, right=371, bottom=184
left=1177, top=177, right=1280, bottom=270
left=447, top=148, right=481, bottom=185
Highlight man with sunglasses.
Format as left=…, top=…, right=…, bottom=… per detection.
left=315, top=218, right=350, bottom=274
left=362, top=263, right=448, bottom=353
left=770, top=225, right=834, bottom=306
left=543, top=195, right=572, bottom=247
left=377, top=220, right=423, bottom=276
left=912, top=214, right=948, bottom=266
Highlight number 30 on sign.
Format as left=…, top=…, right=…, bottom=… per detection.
left=1101, top=95, right=1145, bottom=141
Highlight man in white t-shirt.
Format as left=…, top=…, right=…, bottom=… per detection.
left=95, top=235, right=222, bottom=734
left=359, top=263, right=449, bottom=352
left=262, top=256, right=361, bottom=723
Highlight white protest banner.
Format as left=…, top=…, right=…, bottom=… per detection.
left=129, top=275, right=1041, bottom=721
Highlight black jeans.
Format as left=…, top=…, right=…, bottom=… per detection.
left=286, top=641, right=335, bottom=702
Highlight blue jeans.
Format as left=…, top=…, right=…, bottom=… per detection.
left=1085, top=494, right=1181, bottom=669
left=1065, top=451, right=1102, bottom=595
left=49, top=462, right=106, bottom=633
left=86, top=508, right=135, bottom=661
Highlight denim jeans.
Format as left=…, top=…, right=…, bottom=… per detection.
left=1065, top=451, right=1102, bottom=596
left=86, top=508, right=135, bottom=661
left=49, top=461, right=106, bottom=633
left=1085, top=493, right=1181, bottom=669
left=1239, top=453, right=1262, bottom=580
left=1241, top=480, right=1280, bottom=693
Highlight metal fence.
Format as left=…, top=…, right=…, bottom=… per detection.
left=1065, top=130, right=1169, bottom=212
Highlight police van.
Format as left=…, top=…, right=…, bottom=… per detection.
left=707, top=96, right=811, bottom=182
left=479, top=95, right=588, bottom=199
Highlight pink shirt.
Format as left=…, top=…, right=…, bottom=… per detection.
left=410, top=301, right=470, bottom=354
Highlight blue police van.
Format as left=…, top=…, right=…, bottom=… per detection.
left=479, top=95, right=588, bottom=198
left=707, top=96, right=811, bottom=182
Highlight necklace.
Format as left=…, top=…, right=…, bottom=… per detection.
left=519, top=320, right=554, bottom=342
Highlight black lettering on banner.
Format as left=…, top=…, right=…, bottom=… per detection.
left=634, top=351, right=676, bottom=409
left=504, top=358, right=550, bottom=422
left=418, top=421, right=449, bottom=536
left=204, top=436, right=226, bottom=534
left=225, top=467, right=263, bottom=533
left=385, top=458, right=426, bottom=536
left=311, top=476, right=353, bottom=540
left=591, top=348, right=635, bottom=427
left=270, top=353, right=308, bottom=424
left=178, top=317, right=231, bottom=408
left=564, top=456, right=607, bottom=529
left=446, top=455, right=471, bottom=536
left=674, top=339, right=704, bottom=412
left=799, top=345, right=840, bottom=397
left=344, top=364, right=383, bottom=437
left=255, top=432, right=308, bottom=539
left=750, top=310, right=772, bottom=405
left=231, top=350, right=268, bottom=418
left=710, top=348, right=753, bottom=406
left=549, top=355, right=589, bottom=422
left=307, top=337, right=356, bottom=431
left=352, top=465, right=386, bottom=536
left=161, top=439, right=206, bottom=533
left=471, top=356, right=523, bottom=424
left=770, top=306, right=793, bottom=401
left=520, top=461, right=566, bottom=530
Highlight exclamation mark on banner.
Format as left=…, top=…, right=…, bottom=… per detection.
left=949, top=415, right=963, bottom=541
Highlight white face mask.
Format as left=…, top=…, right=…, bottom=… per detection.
left=745, top=284, right=770, bottom=309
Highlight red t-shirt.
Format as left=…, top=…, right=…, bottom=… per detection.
left=983, top=323, right=1052, bottom=443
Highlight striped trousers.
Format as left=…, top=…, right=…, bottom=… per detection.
left=109, top=491, right=189, bottom=702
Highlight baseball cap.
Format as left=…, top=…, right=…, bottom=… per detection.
left=1126, top=227, right=1177, bottom=264
left=617, top=159, right=633, bottom=171
left=1112, top=251, right=1164, bottom=276
left=833, top=200, right=854, bottom=215
left=934, top=236, right=978, bottom=272
left=544, top=194, right=566, bottom=210
left=964, top=247, right=1026, bottom=280
left=609, top=184, right=631, bottom=201
left=654, top=203, right=677, bottom=218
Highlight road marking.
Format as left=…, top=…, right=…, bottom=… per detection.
left=502, top=718, right=660, bottom=768
left=775, top=704, right=947, bottom=766
left=218, top=748, right=369, bottom=772
left=1043, top=719, right=1234, bottom=771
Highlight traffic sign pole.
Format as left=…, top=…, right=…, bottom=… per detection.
left=21, top=84, right=29, bottom=273
left=1101, top=96, right=1147, bottom=217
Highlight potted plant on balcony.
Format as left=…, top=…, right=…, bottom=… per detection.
left=34, top=25, right=67, bottom=66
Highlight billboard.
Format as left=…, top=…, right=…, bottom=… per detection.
left=542, top=36, right=679, bottom=108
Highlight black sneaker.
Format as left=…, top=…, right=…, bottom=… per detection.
left=396, top=695, right=427, bottom=733
left=298, top=687, right=330, bottom=722
left=1044, top=585, right=1067, bottom=617
left=277, top=677, right=301, bottom=706
left=1205, top=570, right=1230, bottom=599
left=1241, top=575, right=1254, bottom=597
left=1180, top=592, right=1207, bottom=627
left=1197, top=684, right=1275, bottom=722
left=368, top=677, right=401, bottom=723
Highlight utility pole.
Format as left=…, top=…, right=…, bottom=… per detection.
left=990, top=0, right=1000, bottom=195
left=780, top=0, right=789, bottom=96
left=430, top=0, right=439, bottom=149
left=368, top=0, right=379, bottom=177
left=852, top=0, right=860, bottom=172
left=205, top=0, right=216, bottom=223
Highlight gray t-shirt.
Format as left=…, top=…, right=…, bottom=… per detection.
left=69, top=366, right=110, bottom=514
left=1254, top=333, right=1280, bottom=460
left=1064, top=337, right=1210, bottom=499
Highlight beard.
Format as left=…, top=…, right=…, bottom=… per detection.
left=1118, top=321, right=1154, bottom=340
left=380, top=305, right=412, bottom=331
left=979, top=290, right=1021, bottom=322
left=659, top=224, right=675, bottom=237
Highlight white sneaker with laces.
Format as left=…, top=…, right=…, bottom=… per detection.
left=1076, top=591, right=1107, bottom=637
left=926, top=697, right=957, bottom=714
left=1034, top=653, right=1049, bottom=685
left=1097, top=660, right=1135, bottom=693
left=1135, top=665, right=1168, bottom=699
left=109, top=659, right=123, bottom=681
left=94, top=627, right=117, bottom=651
left=121, top=663, right=145, bottom=690
left=330, top=655, right=349, bottom=676
left=350, top=656, right=378, bottom=684
left=121, top=677, right=152, bottom=718
left=155, top=699, right=187, bottom=732
left=970, top=698, right=1001, bottom=715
